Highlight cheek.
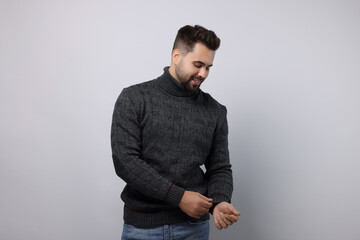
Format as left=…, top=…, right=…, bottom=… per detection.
left=190, top=67, right=200, bottom=76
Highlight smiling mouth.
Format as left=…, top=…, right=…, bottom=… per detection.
left=192, top=78, right=202, bottom=85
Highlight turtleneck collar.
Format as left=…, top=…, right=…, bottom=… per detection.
left=155, top=67, right=200, bottom=97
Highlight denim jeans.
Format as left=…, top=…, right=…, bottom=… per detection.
left=121, top=219, right=210, bottom=240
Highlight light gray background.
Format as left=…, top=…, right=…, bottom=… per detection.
left=1, top=0, right=359, bottom=239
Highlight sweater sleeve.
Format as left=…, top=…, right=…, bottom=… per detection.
left=111, top=88, right=185, bottom=206
left=205, top=106, right=233, bottom=205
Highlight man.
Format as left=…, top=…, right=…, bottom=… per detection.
left=111, top=25, right=240, bottom=240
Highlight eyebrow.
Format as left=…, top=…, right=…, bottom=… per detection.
left=193, top=61, right=213, bottom=68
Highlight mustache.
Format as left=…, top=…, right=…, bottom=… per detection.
left=187, top=76, right=204, bottom=83
left=192, top=76, right=204, bottom=81
left=182, top=76, right=204, bottom=87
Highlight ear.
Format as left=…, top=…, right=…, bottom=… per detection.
left=172, top=49, right=182, bottom=65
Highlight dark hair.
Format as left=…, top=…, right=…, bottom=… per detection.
left=172, top=25, right=221, bottom=54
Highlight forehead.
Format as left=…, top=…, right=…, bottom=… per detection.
left=184, top=42, right=215, bottom=66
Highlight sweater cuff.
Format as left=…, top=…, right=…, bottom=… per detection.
left=211, top=194, right=231, bottom=204
left=164, top=184, right=185, bottom=206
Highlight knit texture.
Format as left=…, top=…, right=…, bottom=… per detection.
left=111, top=67, right=233, bottom=228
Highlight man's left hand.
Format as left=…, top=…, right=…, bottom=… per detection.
left=213, top=202, right=240, bottom=230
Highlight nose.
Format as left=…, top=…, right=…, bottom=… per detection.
left=198, top=67, right=208, bottom=79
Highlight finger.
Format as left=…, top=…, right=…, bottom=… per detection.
left=198, top=193, right=213, bottom=202
left=228, top=205, right=241, bottom=216
left=225, top=213, right=239, bottom=223
left=220, top=213, right=232, bottom=226
left=200, top=205, right=211, bottom=212
left=217, top=214, right=228, bottom=229
left=198, top=206, right=210, bottom=215
left=200, top=200, right=213, bottom=209
left=214, top=215, right=222, bottom=230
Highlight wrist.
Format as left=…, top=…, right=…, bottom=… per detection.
left=209, top=202, right=219, bottom=214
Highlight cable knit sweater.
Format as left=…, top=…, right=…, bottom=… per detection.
left=111, top=67, right=233, bottom=228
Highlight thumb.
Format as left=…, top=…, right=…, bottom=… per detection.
left=228, top=204, right=240, bottom=216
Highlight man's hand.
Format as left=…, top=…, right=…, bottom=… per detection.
left=178, top=191, right=213, bottom=219
left=213, top=202, right=240, bottom=230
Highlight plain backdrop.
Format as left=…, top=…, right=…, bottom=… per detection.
left=1, top=0, right=359, bottom=239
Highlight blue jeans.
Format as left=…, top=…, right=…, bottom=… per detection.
left=121, top=220, right=210, bottom=240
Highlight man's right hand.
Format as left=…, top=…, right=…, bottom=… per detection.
left=178, top=191, right=213, bottom=219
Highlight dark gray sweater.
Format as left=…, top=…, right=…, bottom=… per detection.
left=111, top=67, right=233, bottom=228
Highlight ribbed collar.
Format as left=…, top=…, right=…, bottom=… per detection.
left=155, top=67, right=200, bottom=97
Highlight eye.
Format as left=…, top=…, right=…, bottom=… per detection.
left=194, top=64, right=202, bottom=68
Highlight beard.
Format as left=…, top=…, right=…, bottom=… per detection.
left=175, top=62, right=203, bottom=93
